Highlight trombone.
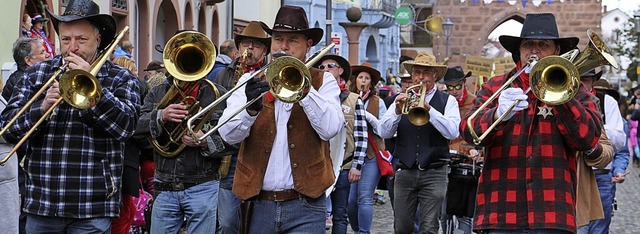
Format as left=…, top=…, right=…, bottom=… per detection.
left=0, top=26, right=130, bottom=165
left=186, top=43, right=336, bottom=142
left=465, top=29, right=618, bottom=145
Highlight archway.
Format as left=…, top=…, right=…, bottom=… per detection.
left=136, top=0, right=150, bottom=71
left=210, top=8, right=219, bottom=46
left=20, top=0, right=55, bottom=47
left=184, top=1, right=194, bottom=30
left=198, top=4, right=206, bottom=34
left=365, top=35, right=378, bottom=67
left=155, top=0, right=180, bottom=61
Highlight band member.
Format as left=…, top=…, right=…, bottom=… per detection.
left=460, top=13, right=604, bottom=233
left=218, top=5, right=343, bottom=233
left=347, top=62, right=387, bottom=233
left=314, top=53, right=367, bottom=233
left=379, top=52, right=460, bottom=233
left=213, top=20, right=271, bottom=234
left=1, top=0, right=140, bottom=232
left=136, top=31, right=230, bottom=234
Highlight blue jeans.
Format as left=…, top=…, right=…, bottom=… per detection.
left=151, top=180, right=219, bottom=234
left=348, top=156, right=380, bottom=234
left=331, top=170, right=351, bottom=234
left=249, top=195, right=326, bottom=233
left=393, top=165, right=447, bottom=234
left=217, top=188, right=241, bottom=234
left=579, top=172, right=614, bottom=234
left=26, top=214, right=111, bottom=234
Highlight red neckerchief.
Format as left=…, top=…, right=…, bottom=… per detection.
left=244, top=59, right=265, bottom=73
left=515, top=61, right=530, bottom=91
left=590, top=88, right=597, bottom=96
left=456, top=87, right=467, bottom=107
left=338, top=78, right=349, bottom=92
left=182, top=83, right=200, bottom=105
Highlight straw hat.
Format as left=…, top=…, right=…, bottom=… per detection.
left=402, top=52, right=447, bottom=81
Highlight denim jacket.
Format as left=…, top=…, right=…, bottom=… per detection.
left=136, top=77, right=233, bottom=183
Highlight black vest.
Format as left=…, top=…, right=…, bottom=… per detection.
left=394, top=90, right=450, bottom=168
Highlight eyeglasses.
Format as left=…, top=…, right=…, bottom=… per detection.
left=240, top=39, right=265, bottom=48
left=446, top=84, right=463, bottom=91
left=318, top=63, right=340, bottom=70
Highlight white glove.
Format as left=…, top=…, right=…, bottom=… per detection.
left=496, top=88, right=529, bottom=121
left=365, top=111, right=379, bottom=132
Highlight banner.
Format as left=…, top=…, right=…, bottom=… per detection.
left=465, top=56, right=494, bottom=78
left=494, top=57, right=515, bottom=76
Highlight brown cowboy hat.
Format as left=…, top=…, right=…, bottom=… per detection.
left=443, top=66, right=472, bottom=84
left=261, top=5, right=324, bottom=46
left=312, top=54, right=351, bottom=80
left=46, top=0, right=116, bottom=51
left=351, top=62, right=381, bottom=85
left=402, top=52, right=447, bottom=81
left=144, top=61, right=165, bottom=71
left=234, top=21, right=271, bottom=53
left=499, top=13, right=579, bottom=63
left=593, top=79, right=620, bottom=102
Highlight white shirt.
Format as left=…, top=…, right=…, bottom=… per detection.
left=218, top=71, right=344, bottom=191
left=379, top=86, right=460, bottom=140
left=602, top=94, right=625, bottom=151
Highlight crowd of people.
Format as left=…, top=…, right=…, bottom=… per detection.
left=2, top=1, right=637, bottom=234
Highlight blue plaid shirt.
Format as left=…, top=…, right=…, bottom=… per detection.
left=1, top=56, right=140, bottom=218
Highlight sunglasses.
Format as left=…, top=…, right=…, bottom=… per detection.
left=318, top=63, right=340, bottom=70
left=446, top=84, right=463, bottom=91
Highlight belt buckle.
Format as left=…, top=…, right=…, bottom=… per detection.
left=272, top=192, right=287, bottom=202
left=172, top=183, right=184, bottom=190
left=417, top=163, right=427, bottom=171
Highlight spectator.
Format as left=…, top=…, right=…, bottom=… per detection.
left=206, top=39, right=237, bottom=81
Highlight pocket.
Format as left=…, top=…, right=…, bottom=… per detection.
left=301, top=196, right=326, bottom=213
left=234, top=160, right=254, bottom=183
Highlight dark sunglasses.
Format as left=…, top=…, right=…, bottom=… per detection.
left=446, top=84, right=463, bottom=91
left=318, top=63, right=340, bottom=70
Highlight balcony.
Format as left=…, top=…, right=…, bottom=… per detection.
left=361, top=0, right=396, bottom=28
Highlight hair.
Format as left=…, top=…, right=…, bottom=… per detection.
left=22, top=13, right=31, bottom=23
left=618, top=95, right=628, bottom=118
left=12, top=37, right=39, bottom=67
left=112, top=57, right=137, bottom=75
left=219, top=39, right=237, bottom=57
left=120, top=40, right=133, bottom=52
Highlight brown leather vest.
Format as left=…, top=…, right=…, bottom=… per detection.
left=232, top=68, right=335, bottom=200
left=365, top=95, right=386, bottom=159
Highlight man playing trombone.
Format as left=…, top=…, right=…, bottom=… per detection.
left=218, top=5, right=343, bottom=233
left=379, top=52, right=461, bottom=233
left=0, top=0, right=140, bottom=232
left=460, top=13, right=607, bottom=233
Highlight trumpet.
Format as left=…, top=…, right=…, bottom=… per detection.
left=0, top=26, right=130, bottom=165
left=401, top=82, right=430, bottom=126
left=465, top=30, right=618, bottom=145
left=186, top=43, right=336, bottom=142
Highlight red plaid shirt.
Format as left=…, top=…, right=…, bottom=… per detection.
left=460, top=67, right=602, bottom=233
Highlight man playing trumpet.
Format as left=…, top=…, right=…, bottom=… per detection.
left=379, top=52, right=460, bottom=233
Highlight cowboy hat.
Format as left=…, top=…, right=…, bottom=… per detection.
left=499, top=13, right=579, bottom=63
left=397, top=60, right=414, bottom=79
left=144, top=61, right=165, bottom=71
left=31, top=15, right=48, bottom=23
left=593, top=79, right=620, bottom=102
left=402, top=52, right=447, bottom=81
left=351, top=62, right=381, bottom=85
left=45, top=0, right=117, bottom=51
left=234, top=21, right=271, bottom=53
left=261, top=5, right=324, bottom=46
left=580, top=69, right=603, bottom=81
left=312, top=54, right=351, bottom=80
left=443, top=66, right=472, bottom=84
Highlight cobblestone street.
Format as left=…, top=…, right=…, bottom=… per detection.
left=333, top=166, right=640, bottom=234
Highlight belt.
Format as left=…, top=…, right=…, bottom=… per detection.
left=593, top=169, right=611, bottom=175
left=397, top=161, right=448, bottom=171
left=255, top=189, right=302, bottom=202
left=155, top=181, right=200, bottom=191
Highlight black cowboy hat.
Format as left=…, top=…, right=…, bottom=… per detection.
left=351, top=62, right=382, bottom=85
left=580, top=69, right=603, bottom=81
left=235, top=21, right=271, bottom=53
left=593, top=79, right=620, bottom=102
left=499, top=13, right=579, bottom=63
left=31, top=15, right=48, bottom=23
left=45, top=0, right=117, bottom=51
left=313, top=54, right=351, bottom=80
left=443, top=66, right=472, bottom=84
left=260, top=5, right=324, bottom=46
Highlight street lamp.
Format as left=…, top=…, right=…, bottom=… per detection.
left=443, top=18, right=454, bottom=58
left=634, top=10, right=640, bottom=80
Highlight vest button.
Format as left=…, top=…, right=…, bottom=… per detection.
left=290, top=144, right=296, bottom=149
left=288, top=125, right=294, bottom=130
left=416, top=153, right=419, bottom=156
left=417, top=136, right=420, bottom=139
left=292, top=163, right=298, bottom=168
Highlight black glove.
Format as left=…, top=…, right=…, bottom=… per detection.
left=245, top=77, right=270, bottom=112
